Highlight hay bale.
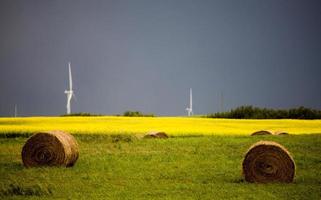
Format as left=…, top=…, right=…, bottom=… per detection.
left=251, top=130, right=273, bottom=136
left=21, top=131, right=79, bottom=167
left=144, top=131, right=168, bottom=139
left=274, top=131, right=289, bottom=135
left=242, top=141, right=295, bottom=183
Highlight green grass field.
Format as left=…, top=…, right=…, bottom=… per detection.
left=0, top=117, right=321, bottom=199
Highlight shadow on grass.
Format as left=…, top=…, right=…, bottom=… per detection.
left=0, top=162, right=24, bottom=171
left=0, top=184, right=53, bottom=197
left=0, top=132, right=32, bottom=138
left=76, top=134, right=137, bottom=143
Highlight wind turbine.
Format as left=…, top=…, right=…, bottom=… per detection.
left=186, top=88, right=193, bottom=116
left=64, top=62, right=74, bottom=115
left=14, top=104, right=17, bottom=117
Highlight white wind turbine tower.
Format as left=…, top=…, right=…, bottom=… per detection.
left=64, top=62, right=74, bottom=115
left=186, top=88, right=193, bottom=116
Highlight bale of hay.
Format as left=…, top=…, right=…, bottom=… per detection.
left=251, top=130, right=273, bottom=136
left=274, top=131, right=289, bottom=135
left=21, top=130, right=79, bottom=167
left=144, top=131, right=168, bottom=139
left=242, top=141, right=295, bottom=183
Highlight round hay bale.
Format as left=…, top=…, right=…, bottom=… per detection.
left=274, top=131, right=289, bottom=135
left=144, top=131, right=168, bottom=139
left=251, top=130, right=273, bottom=136
left=21, top=131, right=79, bottom=167
left=242, top=141, right=295, bottom=183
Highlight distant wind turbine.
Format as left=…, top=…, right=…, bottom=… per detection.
left=64, top=62, right=74, bottom=115
left=186, top=88, right=193, bottom=116
left=14, top=104, right=17, bottom=117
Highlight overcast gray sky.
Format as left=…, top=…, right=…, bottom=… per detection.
left=1, top=0, right=321, bottom=116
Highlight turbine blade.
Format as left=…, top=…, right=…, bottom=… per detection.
left=68, top=62, right=72, bottom=90
left=189, top=88, right=193, bottom=109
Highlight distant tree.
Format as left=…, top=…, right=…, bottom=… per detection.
left=123, top=110, right=154, bottom=117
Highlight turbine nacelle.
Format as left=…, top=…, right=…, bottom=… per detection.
left=64, top=90, right=73, bottom=94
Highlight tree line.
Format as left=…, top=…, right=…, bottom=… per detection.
left=207, top=106, right=321, bottom=119
left=62, top=111, right=154, bottom=117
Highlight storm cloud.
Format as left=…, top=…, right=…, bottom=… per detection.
left=1, top=0, right=321, bottom=116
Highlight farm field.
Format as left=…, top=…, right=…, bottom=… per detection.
left=1, top=134, right=321, bottom=199
left=1, top=116, right=321, bottom=136
left=0, top=117, right=321, bottom=199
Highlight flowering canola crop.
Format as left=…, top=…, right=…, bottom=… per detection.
left=0, top=116, right=321, bottom=136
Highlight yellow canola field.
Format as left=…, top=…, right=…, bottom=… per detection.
left=0, top=116, right=321, bottom=136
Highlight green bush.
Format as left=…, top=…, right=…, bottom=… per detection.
left=123, top=110, right=154, bottom=117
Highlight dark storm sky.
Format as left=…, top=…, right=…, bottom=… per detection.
left=1, top=0, right=321, bottom=116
